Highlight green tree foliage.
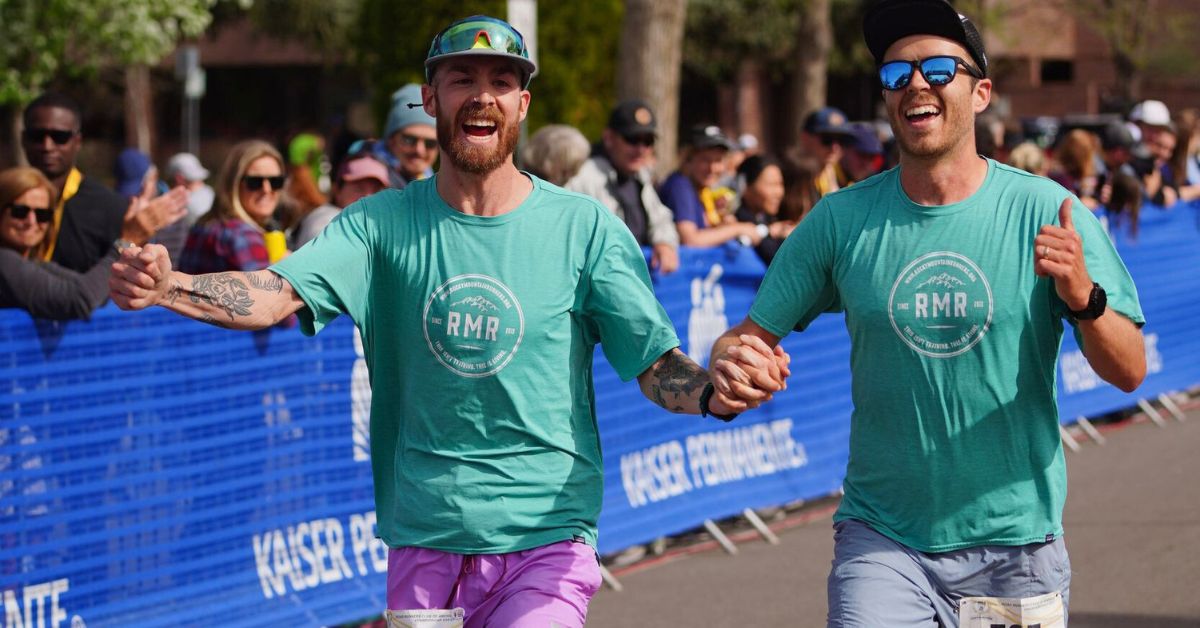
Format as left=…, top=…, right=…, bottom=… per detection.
left=0, top=0, right=212, bottom=108
left=527, top=0, right=621, bottom=139
left=684, top=0, right=871, bottom=83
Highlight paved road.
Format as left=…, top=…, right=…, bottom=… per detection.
left=587, top=405, right=1200, bottom=627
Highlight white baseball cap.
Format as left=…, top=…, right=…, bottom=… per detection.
left=165, top=152, right=210, bottom=182
left=1129, top=100, right=1171, bottom=127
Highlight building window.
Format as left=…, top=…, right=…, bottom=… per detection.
left=1041, top=60, right=1074, bottom=83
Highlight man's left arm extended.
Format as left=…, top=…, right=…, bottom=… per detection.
left=636, top=344, right=786, bottom=417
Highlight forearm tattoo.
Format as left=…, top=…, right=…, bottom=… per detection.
left=165, top=280, right=184, bottom=305
left=247, top=271, right=283, bottom=293
left=189, top=273, right=255, bottom=321
left=649, top=349, right=708, bottom=412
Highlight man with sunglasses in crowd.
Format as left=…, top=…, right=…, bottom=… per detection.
left=566, top=99, right=680, bottom=274
left=380, top=83, right=440, bottom=189
left=710, top=1, right=1146, bottom=625
left=21, top=93, right=130, bottom=273
left=110, top=14, right=786, bottom=627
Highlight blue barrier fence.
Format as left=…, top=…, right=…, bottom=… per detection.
left=2, top=201, right=1197, bottom=627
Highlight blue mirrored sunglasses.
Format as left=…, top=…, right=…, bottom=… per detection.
left=878, top=55, right=983, bottom=91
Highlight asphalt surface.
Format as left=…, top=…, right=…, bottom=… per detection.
left=586, top=402, right=1200, bottom=627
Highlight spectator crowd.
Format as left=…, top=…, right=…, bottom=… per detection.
left=3, top=84, right=1198, bottom=321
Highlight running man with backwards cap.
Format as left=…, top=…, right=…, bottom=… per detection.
left=710, top=1, right=1146, bottom=625
left=109, top=15, right=788, bottom=627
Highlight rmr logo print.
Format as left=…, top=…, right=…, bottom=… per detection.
left=889, top=252, right=993, bottom=358
left=423, top=275, right=525, bottom=377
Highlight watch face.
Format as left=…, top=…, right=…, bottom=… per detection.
left=1074, top=283, right=1106, bottom=319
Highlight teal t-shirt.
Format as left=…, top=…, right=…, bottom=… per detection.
left=750, top=160, right=1144, bottom=552
left=271, top=175, right=679, bottom=553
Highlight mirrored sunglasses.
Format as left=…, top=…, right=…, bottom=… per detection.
left=878, top=55, right=983, bottom=91
left=431, top=17, right=527, bottom=59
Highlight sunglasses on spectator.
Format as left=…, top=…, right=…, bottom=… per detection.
left=819, top=135, right=844, bottom=147
left=621, top=134, right=655, bottom=148
left=22, top=128, right=78, bottom=145
left=399, top=133, right=439, bottom=151
left=242, top=175, right=285, bottom=191
left=5, top=203, right=53, bottom=223
left=878, top=55, right=983, bottom=91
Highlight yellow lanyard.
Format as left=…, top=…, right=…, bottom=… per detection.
left=42, top=168, right=83, bottom=261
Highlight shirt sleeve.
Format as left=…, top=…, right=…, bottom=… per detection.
left=748, top=198, right=841, bottom=337
left=579, top=215, right=680, bottom=381
left=0, top=249, right=115, bottom=320
left=270, top=200, right=374, bottom=335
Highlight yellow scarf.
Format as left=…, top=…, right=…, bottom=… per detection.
left=42, top=168, right=83, bottom=261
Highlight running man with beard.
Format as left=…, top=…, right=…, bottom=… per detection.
left=109, top=15, right=787, bottom=627
left=711, top=1, right=1145, bottom=625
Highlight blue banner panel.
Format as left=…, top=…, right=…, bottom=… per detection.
left=1, top=311, right=383, bottom=627
left=1056, top=203, right=1200, bottom=421
left=594, top=246, right=852, bottom=555
left=1, top=202, right=1197, bottom=626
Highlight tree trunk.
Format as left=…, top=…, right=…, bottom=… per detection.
left=124, top=65, right=155, bottom=155
left=734, top=59, right=765, bottom=151
left=8, top=108, right=26, bottom=168
left=617, top=0, right=687, bottom=177
left=788, top=0, right=831, bottom=155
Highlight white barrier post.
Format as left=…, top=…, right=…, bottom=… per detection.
left=1059, top=424, right=1082, bottom=452
left=1137, top=398, right=1169, bottom=428
left=1074, top=416, right=1107, bottom=445
left=1158, top=393, right=1188, bottom=422
left=742, top=508, right=781, bottom=545
left=703, top=519, right=739, bottom=555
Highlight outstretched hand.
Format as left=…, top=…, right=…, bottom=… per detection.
left=1034, top=197, right=1092, bottom=310
left=110, top=243, right=174, bottom=310
left=708, top=334, right=791, bottom=415
left=121, top=186, right=189, bottom=245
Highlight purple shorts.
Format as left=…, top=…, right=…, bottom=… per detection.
left=386, top=539, right=601, bottom=628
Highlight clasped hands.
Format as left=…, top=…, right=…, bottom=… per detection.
left=707, top=335, right=790, bottom=417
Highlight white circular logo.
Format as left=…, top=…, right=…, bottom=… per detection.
left=423, top=275, right=525, bottom=377
left=888, top=252, right=993, bottom=358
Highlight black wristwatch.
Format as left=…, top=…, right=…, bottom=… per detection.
left=699, top=383, right=739, bottom=422
left=1068, top=282, right=1107, bottom=320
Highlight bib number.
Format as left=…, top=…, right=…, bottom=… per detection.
left=385, top=607, right=466, bottom=628
left=957, top=591, right=1065, bottom=628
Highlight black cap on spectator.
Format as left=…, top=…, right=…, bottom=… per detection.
left=863, top=0, right=988, bottom=77
left=686, top=124, right=736, bottom=151
left=1100, top=122, right=1135, bottom=151
left=803, top=107, right=854, bottom=136
left=608, top=100, right=658, bottom=138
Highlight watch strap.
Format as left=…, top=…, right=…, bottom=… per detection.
left=699, top=382, right=739, bottom=422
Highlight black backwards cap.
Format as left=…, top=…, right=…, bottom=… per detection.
left=863, top=0, right=988, bottom=77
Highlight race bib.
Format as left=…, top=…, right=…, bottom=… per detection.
left=384, top=607, right=466, bottom=628
left=958, top=591, right=1065, bottom=628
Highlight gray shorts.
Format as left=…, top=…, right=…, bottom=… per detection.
left=827, top=519, right=1071, bottom=628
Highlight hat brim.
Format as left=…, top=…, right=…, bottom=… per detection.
left=424, top=50, right=538, bottom=85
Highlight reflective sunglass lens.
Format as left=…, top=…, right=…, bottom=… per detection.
left=920, top=57, right=958, bottom=85
left=879, top=62, right=913, bottom=90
